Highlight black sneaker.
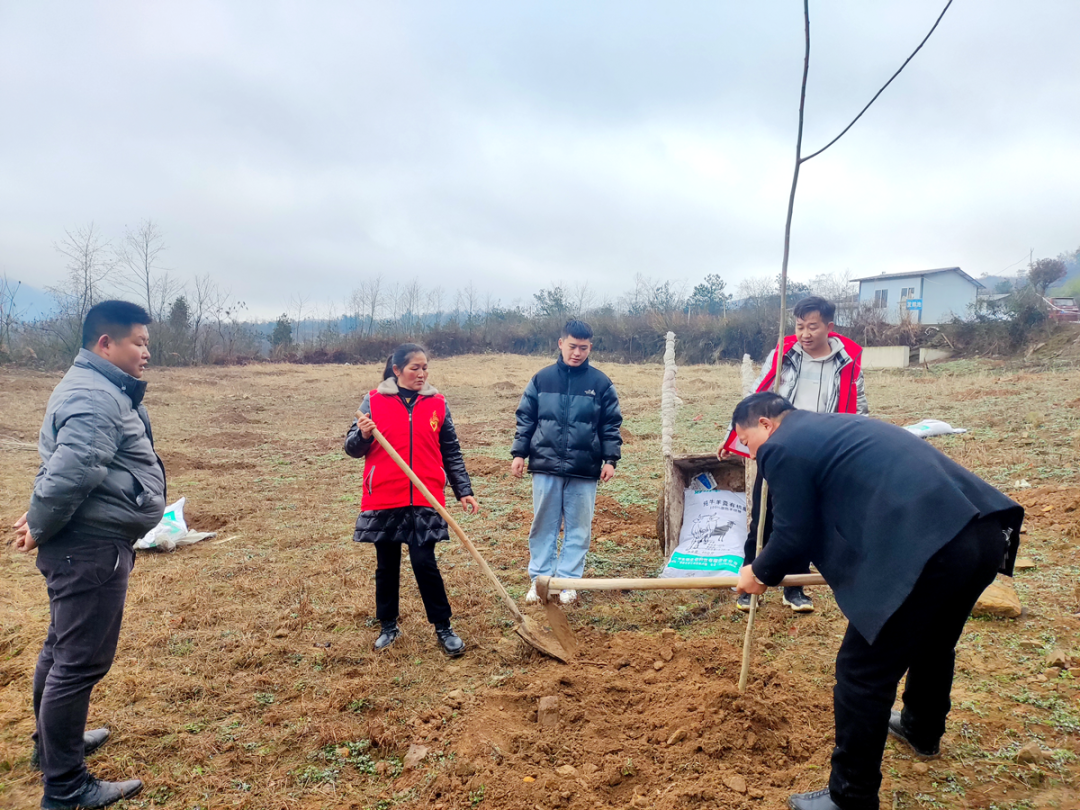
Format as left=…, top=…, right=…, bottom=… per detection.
left=434, top=622, right=465, bottom=657
left=41, top=775, right=143, bottom=809
left=31, top=728, right=110, bottom=770
left=735, top=593, right=755, bottom=613
left=782, top=587, right=814, bottom=613
left=373, top=620, right=400, bottom=651
left=887, top=710, right=940, bottom=758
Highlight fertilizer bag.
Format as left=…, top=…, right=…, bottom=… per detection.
left=661, top=489, right=747, bottom=578
left=134, top=497, right=189, bottom=551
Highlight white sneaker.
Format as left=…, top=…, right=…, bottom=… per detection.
left=559, top=589, right=577, bottom=605
left=525, top=580, right=540, bottom=604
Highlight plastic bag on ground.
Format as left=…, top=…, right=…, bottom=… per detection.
left=904, top=419, right=967, bottom=438
left=134, top=497, right=214, bottom=551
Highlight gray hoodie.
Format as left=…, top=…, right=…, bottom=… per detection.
left=27, top=349, right=167, bottom=547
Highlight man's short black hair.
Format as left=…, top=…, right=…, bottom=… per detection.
left=82, top=300, right=152, bottom=349
left=731, top=392, right=795, bottom=429
left=793, top=295, right=836, bottom=323
left=562, top=319, right=593, bottom=341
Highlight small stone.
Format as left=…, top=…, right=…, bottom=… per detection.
left=583, top=763, right=599, bottom=775
left=1069, top=668, right=1080, bottom=678
left=556, top=764, right=578, bottom=777
left=667, top=728, right=688, bottom=745
left=1044, top=668, right=1063, bottom=679
left=1019, top=640, right=1041, bottom=651
left=661, top=628, right=677, bottom=640
left=653, top=661, right=665, bottom=671
left=912, top=762, right=930, bottom=775
left=446, top=688, right=465, bottom=708
left=660, top=647, right=674, bottom=662
left=972, top=579, right=1022, bottom=619
left=748, top=788, right=765, bottom=799
left=1014, top=557, right=1037, bottom=570
left=538, top=696, right=559, bottom=728
left=523, top=776, right=535, bottom=783
left=723, top=775, right=748, bottom=794
left=403, top=743, right=429, bottom=770
left=335, top=746, right=351, bottom=758
left=1035, top=674, right=1048, bottom=683
left=1017, top=742, right=1046, bottom=764
left=1047, top=649, right=1072, bottom=669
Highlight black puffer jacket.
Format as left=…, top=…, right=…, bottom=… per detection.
left=511, top=357, right=622, bottom=479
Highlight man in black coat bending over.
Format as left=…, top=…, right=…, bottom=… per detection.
left=732, top=392, right=1023, bottom=810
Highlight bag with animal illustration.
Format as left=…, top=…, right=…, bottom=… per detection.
left=660, top=489, right=747, bottom=577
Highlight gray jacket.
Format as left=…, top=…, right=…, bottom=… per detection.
left=27, top=349, right=167, bottom=546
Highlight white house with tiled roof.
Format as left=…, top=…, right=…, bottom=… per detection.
left=852, top=267, right=984, bottom=324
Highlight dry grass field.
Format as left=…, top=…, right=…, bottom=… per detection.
left=2, top=352, right=1079, bottom=810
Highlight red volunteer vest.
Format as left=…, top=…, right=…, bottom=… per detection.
left=722, top=332, right=863, bottom=458
left=361, top=391, right=448, bottom=511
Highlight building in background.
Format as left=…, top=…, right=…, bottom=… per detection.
left=853, top=267, right=984, bottom=324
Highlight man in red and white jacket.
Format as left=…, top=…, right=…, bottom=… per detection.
left=721, top=296, right=867, bottom=613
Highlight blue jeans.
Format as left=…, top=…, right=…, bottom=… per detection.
left=527, top=473, right=598, bottom=580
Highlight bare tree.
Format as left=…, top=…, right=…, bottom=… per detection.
left=116, top=219, right=175, bottom=317
left=570, top=281, right=595, bottom=316
left=52, top=223, right=114, bottom=319
left=352, top=275, right=384, bottom=337
left=289, top=293, right=309, bottom=346
left=0, top=274, right=23, bottom=357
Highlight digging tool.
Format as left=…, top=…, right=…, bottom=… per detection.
left=370, top=427, right=570, bottom=663
left=534, top=570, right=826, bottom=653
left=739, top=478, right=770, bottom=692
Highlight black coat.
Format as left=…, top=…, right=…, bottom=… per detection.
left=510, top=356, right=622, bottom=479
left=753, top=410, right=1023, bottom=644
left=344, top=383, right=473, bottom=546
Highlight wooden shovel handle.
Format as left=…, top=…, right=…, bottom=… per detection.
left=542, top=572, right=826, bottom=592
left=370, top=428, right=526, bottom=623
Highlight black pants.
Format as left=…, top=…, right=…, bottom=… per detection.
left=743, top=468, right=811, bottom=580
left=33, top=543, right=134, bottom=800
left=374, top=542, right=452, bottom=625
left=828, top=516, right=1006, bottom=810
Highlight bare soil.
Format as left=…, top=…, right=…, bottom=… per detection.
left=2, top=355, right=1079, bottom=810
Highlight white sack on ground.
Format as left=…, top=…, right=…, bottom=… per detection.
left=904, top=419, right=967, bottom=438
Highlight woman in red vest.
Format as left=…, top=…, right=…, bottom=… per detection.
left=345, top=343, right=480, bottom=656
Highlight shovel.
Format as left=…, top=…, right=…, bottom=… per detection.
left=534, top=572, right=827, bottom=654
left=370, top=428, right=571, bottom=663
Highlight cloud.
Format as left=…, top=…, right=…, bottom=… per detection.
left=1, top=1, right=1078, bottom=317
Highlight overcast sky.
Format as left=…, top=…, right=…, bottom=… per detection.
left=2, top=1, right=1078, bottom=318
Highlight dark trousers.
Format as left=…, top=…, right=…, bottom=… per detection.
left=744, top=469, right=811, bottom=584
left=828, top=516, right=1006, bottom=810
left=33, top=543, right=134, bottom=800
left=374, top=542, right=452, bottom=625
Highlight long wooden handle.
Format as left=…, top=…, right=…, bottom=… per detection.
left=739, top=478, right=771, bottom=692
left=370, top=427, right=526, bottom=623
left=543, top=572, right=825, bottom=592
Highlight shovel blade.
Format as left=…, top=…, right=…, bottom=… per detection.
left=514, top=617, right=572, bottom=663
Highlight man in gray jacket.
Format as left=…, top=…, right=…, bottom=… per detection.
left=12, top=300, right=166, bottom=810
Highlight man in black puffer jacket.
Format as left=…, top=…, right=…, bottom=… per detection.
left=510, top=320, right=622, bottom=605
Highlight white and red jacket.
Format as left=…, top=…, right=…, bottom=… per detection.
left=722, top=333, right=867, bottom=458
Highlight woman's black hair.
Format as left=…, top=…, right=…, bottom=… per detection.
left=730, top=392, right=794, bottom=429
left=383, top=343, right=428, bottom=380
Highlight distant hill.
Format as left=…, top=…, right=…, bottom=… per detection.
left=5, top=283, right=56, bottom=320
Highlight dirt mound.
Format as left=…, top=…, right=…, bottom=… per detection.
left=415, top=629, right=831, bottom=809
left=1014, top=486, right=1080, bottom=539
left=466, top=455, right=510, bottom=477
left=158, top=450, right=257, bottom=474
left=594, top=494, right=655, bottom=538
